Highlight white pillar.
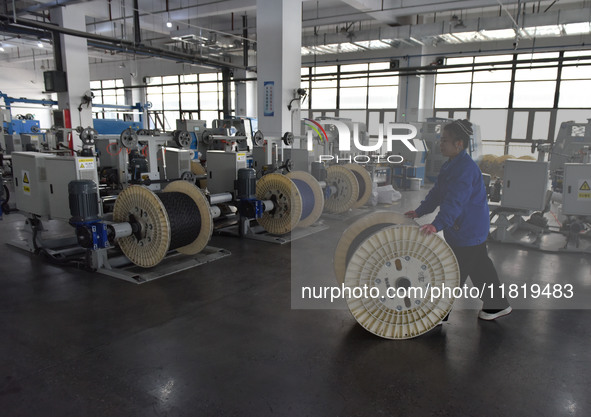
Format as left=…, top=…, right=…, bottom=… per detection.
left=397, top=47, right=436, bottom=123
left=51, top=4, right=93, bottom=151
left=122, top=69, right=144, bottom=124
left=256, top=0, right=302, bottom=138
left=418, top=54, right=436, bottom=122
left=235, top=69, right=257, bottom=118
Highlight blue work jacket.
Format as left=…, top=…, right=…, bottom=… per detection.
left=415, top=150, right=489, bottom=247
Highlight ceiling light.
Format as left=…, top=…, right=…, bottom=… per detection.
left=167, top=21, right=173, bottom=28
left=0, top=43, right=4, bottom=52
left=37, top=41, right=44, bottom=48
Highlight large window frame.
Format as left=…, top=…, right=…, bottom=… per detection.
left=301, top=62, right=399, bottom=137
left=434, top=50, right=591, bottom=156
left=145, top=72, right=235, bottom=131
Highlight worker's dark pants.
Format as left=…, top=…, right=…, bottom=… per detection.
left=450, top=242, right=510, bottom=310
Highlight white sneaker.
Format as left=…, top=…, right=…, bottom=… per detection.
left=478, top=306, right=513, bottom=320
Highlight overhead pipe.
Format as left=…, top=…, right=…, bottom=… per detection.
left=0, top=14, right=246, bottom=70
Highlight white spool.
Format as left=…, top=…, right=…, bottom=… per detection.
left=344, top=225, right=460, bottom=339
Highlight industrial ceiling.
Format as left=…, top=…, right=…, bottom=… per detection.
left=0, top=0, right=590, bottom=69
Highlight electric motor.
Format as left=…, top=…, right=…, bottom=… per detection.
left=68, top=180, right=100, bottom=224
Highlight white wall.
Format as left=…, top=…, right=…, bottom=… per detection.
left=0, top=62, right=56, bottom=129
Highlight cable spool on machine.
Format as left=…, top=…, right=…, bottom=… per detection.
left=324, top=165, right=359, bottom=214
left=333, top=214, right=460, bottom=339
left=190, top=161, right=208, bottom=189
left=113, top=181, right=213, bottom=268
left=255, top=173, right=302, bottom=235
left=343, top=163, right=372, bottom=209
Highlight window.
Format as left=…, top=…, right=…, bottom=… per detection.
left=434, top=50, right=591, bottom=154
left=302, top=62, right=399, bottom=128
left=145, top=71, right=234, bottom=130
left=90, top=79, right=125, bottom=119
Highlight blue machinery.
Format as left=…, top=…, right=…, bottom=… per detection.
left=1, top=90, right=145, bottom=136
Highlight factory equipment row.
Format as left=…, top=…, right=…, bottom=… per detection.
left=3, top=117, right=384, bottom=282
left=478, top=119, right=591, bottom=252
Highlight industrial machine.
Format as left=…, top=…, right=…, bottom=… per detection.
left=549, top=119, right=591, bottom=191
left=489, top=154, right=591, bottom=253
left=251, top=131, right=297, bottom=176
left=176, top=119, right=206, bottom=160
left=9, top=137, right=229, bottom=282
left=94, top=128, right=195, bottom=190
left=93, top=119, right=143, bottom=135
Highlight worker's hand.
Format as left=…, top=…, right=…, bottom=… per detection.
left=419, top=224, right=437, bottom=235
left=404, top=210, right=419, bottom=219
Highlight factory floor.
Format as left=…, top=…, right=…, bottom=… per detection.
left=0, top=187, right=590, bottom=417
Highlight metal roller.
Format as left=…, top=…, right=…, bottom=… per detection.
left=174, top=130, right=192, bottom=148
left=112, top=181, right=213, bottom=268
left=120, top=128, right=139, bottom=149
left=190, top=161, right=208, bottom=189
left=344, top=225, right=460, bottom=339
left=324, top=165, right=359, bottom=214
left=286, top=171, right=324, bottom=228
left=256, top=173, right=302, bottom=235
left=333, top=211, right=418, bottom=285
left=343, top=163, right=372, bottom=209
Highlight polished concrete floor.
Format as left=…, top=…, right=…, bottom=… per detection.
left=0, top=188, right=590, bottom=416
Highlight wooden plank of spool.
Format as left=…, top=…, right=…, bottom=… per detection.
left=113, top=185, right=171, bottom=268
left=324, top=165, right=359, bottom=214
left=343, top=163, right=372, bottom=209
left=256, top=173, right=303, bottom=235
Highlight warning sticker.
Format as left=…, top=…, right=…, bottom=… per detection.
left=22, top=170, right=31, bottom=195
left=578, top=179, right=591, bottom=200
left=237, top=153, right=246, bottom=162
left=78, top=158, right=96, bottom=170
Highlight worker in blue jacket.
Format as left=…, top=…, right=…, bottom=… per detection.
left=405, top=119, right=511, bottom=320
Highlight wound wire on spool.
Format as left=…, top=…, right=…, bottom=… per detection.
left=285, top=171, right=324, bottom=228
left=333, top=211, right=418, bottom=285
left=155, top=192, right=201, bottom=250
left=352, top=171, right=366, bottom=199
left=290, top=179, right=315, bottom=220
left=113, top=181, right=213, bottom=268
left=343, top=163, right=372, bottom=208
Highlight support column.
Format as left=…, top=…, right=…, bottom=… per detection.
left=51, top=4, right=93, bottom=151
left=256, top=0, right=302, bottom=138
left=235, top=69, right=257, bottom=118
left=397, top=47, right=436, bottom=123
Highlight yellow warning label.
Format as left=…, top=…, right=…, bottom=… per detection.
left=580, top=181, right=590, bottom=191
left=23, top=186, right=30, bottom=193
left=77, top=158, right=96, bottom=170
left=23, top=173, right=29, bottom=183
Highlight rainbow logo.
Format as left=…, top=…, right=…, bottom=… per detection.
left=304, top=118, right=328, bottom=142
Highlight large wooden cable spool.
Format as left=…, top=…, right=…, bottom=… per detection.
left=286, top=171, right=324, bottom=228
left=113, top=181, right=213, bottom=268
left=333, top=211, right=418, bottom=285
left=343, top=163, right=372, bottom=208
left=190, top=161, right=208, bottom=189
left=324, top=165, right=359, bottom=214
left=256, top=173, right=302, bottom=235
left=343, top=224, right=460, bottom=339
